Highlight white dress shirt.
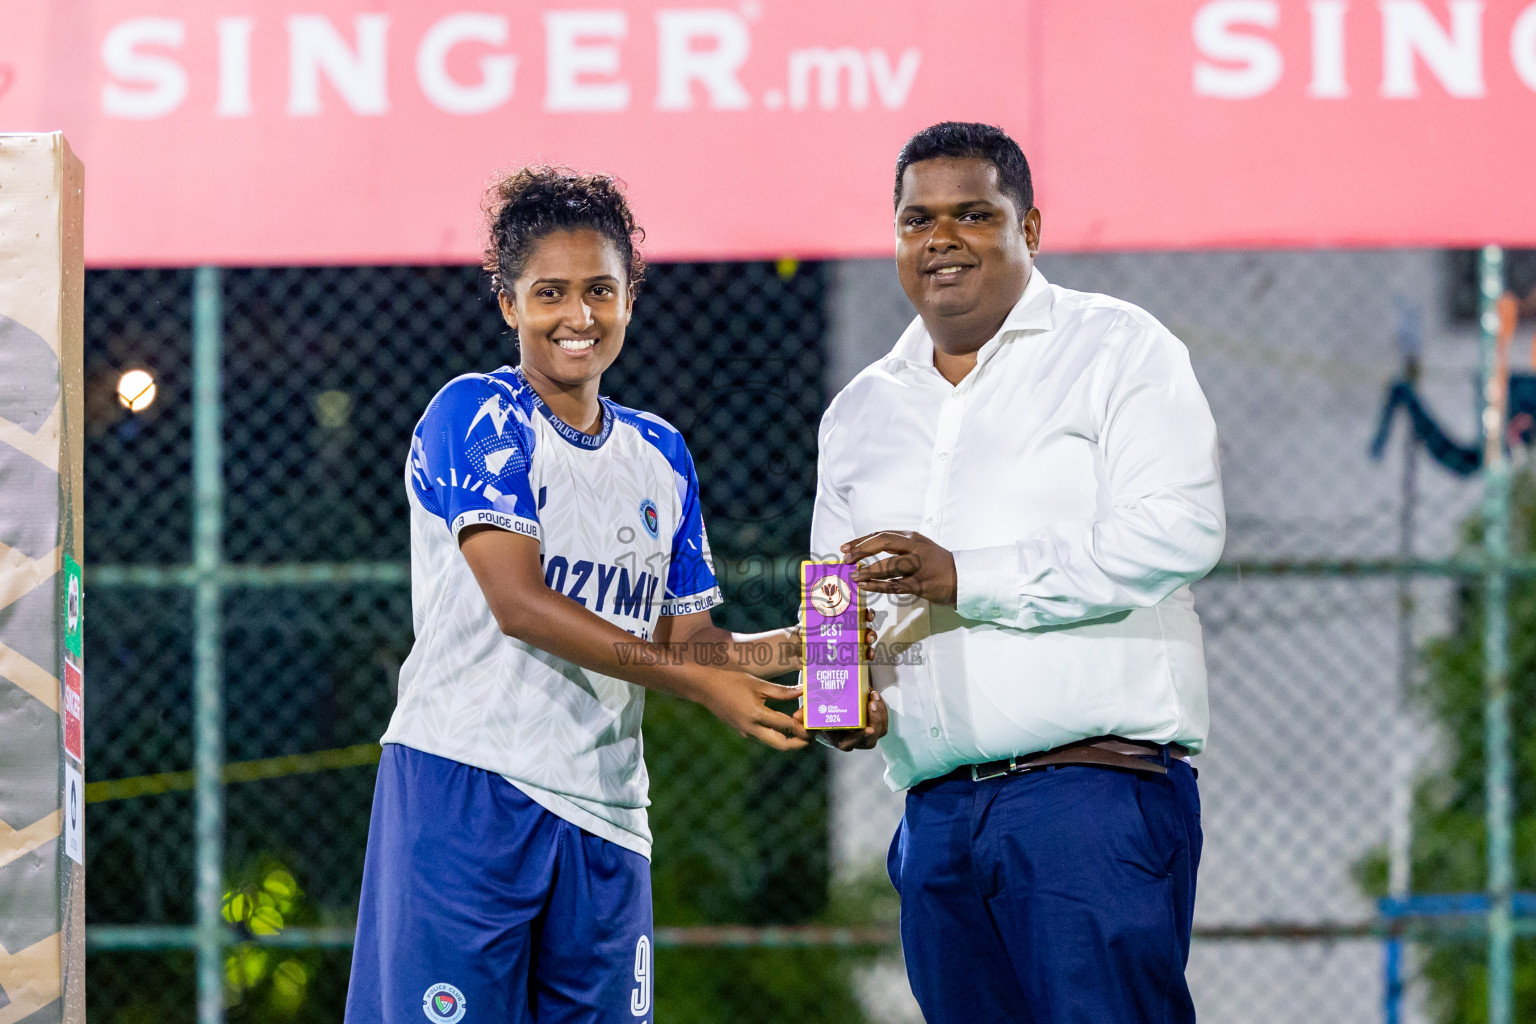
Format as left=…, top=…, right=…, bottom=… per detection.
left=811, top=270, right=1225, bottom=791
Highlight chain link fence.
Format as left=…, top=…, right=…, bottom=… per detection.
left=79, top=249, right=1535, bottom=1023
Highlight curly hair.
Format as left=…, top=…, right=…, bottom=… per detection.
left=482, top=166, right=646, bottom=297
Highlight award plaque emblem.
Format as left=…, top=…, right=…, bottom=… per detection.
left=801, top=561, right=866, bottom=730
left=809, top=574, right=851, bottom=618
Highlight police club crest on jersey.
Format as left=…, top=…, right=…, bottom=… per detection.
left=422, top=982, right=466, bottom=1023
left=639, top=498, right=659, bottom=538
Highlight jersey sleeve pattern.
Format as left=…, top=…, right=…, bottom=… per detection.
left=409, top=374, right=541, bottom=542
left=613, top=407, right=723, bottom=616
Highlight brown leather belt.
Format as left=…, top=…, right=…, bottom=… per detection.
left=939, top=736, right=1191, bottom=784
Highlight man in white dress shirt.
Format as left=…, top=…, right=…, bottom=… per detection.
left=812, top=123, right=1225, bottom=1023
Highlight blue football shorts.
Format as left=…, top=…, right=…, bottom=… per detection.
left=345, top=744, right=655, bottom=1024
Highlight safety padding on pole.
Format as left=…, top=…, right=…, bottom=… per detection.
left=0, top=132, right=87, bottom=1024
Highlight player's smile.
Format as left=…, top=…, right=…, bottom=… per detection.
left=547, top=332, right=602, bottom=362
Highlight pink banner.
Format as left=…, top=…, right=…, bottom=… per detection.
left=1, top=1, right=1535, bottom=266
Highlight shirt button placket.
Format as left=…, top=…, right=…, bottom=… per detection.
left=921, top=388, right=966, bottom=755
left=924, top=391, right=964, bottom=532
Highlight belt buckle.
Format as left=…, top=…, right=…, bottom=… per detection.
left=971, top=756, right=1021, bottom=782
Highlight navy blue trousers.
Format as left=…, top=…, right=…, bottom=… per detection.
left=888, top=761, right=1201, bottom=1024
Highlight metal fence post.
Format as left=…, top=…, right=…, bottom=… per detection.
left=193, top=265, right=226, bottom=1024
left=1389, top=307, right=1420, bottom=902
left=1478, top=243, right=1512, bottom=1024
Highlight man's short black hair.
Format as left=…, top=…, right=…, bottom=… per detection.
left=894, top=122, right=1034, bottom=219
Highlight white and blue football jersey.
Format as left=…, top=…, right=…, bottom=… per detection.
left=381, top=366, right=722, bottom=858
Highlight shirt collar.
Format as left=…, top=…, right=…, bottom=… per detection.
left=511, top=365, right=615, bottom=451
left=884, top=268, right=1055, bottom=372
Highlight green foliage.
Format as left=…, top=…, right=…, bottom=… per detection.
left=87, top=950, right=355, bottom=1024
left=219, top=854, right=325, bottom=1022
left=641, top=569, right=880, bottom=1024
left=645, top=687, right=883, bottom=1024
left=656, top=948, right=869, bottom=1024
left=87, top=856, right=347, bottom=1024
left=647, top=688, right=829, bottom=926
left=1356, top=472, right=1536, bottom=1021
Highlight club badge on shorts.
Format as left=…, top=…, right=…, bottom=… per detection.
left=423, top=982, right=467, bottom=1023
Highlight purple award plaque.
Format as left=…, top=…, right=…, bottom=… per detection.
left=802, top=561, right=865, bottom=730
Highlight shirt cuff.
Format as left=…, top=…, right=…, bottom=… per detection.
left=953, top=544, right=1019, bottom=624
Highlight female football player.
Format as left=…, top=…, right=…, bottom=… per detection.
left=346, top=167, right=883, bottom=1024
